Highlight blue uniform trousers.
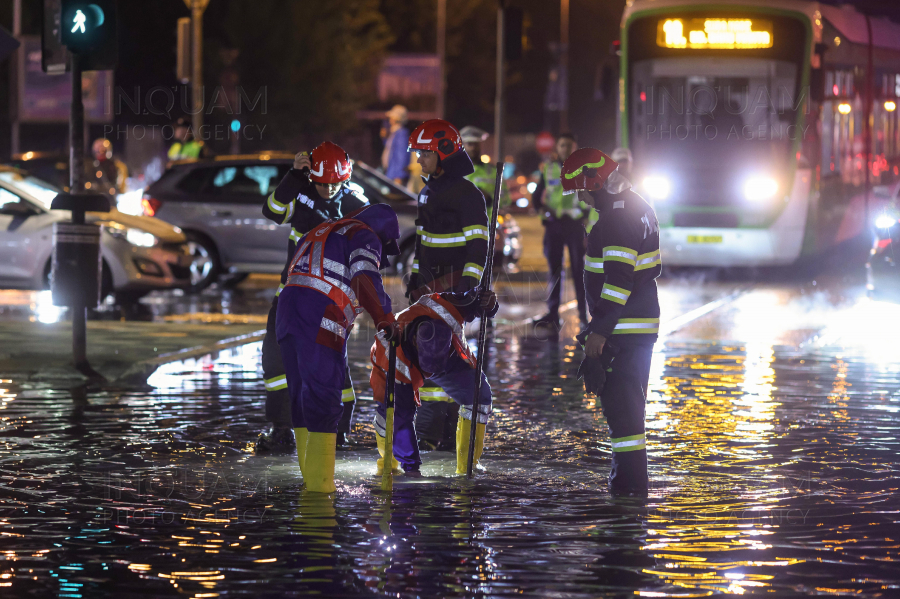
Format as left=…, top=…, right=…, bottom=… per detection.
left=279, top=332, right=347, bottom=434
left=375, top=319, right=492, bottom=470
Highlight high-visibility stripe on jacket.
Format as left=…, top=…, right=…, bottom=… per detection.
left=262, top=168, right=367, bottom=297
left=584, top=188, right=661, bottom=344
left=284, top=219, right=377, bottom=341
left=369, top=293, right=475, bottom=406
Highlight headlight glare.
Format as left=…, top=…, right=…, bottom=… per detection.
left=126, top=229, right=158, bottom=247
left=875, top=214, right=897, bottom=229
left=743, top=176, right=778, bottom=201
left=642, top=176, right=671, bottom=200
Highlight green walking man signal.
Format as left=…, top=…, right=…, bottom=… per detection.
left=59, top=0, right=117, bottom=70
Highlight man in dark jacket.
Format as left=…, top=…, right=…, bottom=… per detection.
left=562, top=147, right=661, bottom=496
left=257, top=142, right=367, bottom=453
left=406, top=119, right=490, bottom=452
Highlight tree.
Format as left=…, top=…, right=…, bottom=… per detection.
left=210, top=0, right=392, bottom=145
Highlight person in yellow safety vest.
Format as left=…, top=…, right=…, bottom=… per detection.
left=460, top=126, right=510, bottom=219
left=167, top=117, right=207, bottom=161
left=531, top=132, right=588, bottom=330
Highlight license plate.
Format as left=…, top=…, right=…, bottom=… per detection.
left=687, top=235, right=723, bottom=244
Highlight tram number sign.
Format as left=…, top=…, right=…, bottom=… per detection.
left=687, top=235, right=723, bottom=244
left=658, top=18, right=773, bottom=50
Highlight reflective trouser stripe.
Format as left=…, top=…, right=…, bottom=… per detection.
left=611, top=433, right=645, bottom=452
left=265, top=375, right=287, bottom=391
left=459, top=403, right=491, bottom=424
left=419, top=387, right=453, bottom=402
left=374, top=412, right=386, bottom=437
left=341, top=387, right=355, bottom=403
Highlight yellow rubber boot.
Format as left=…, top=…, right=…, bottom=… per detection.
left=375, top=432, right=402, bottom=476
left=456, top=418, right=487, bottom=475
left=304, top=432, right=337, bottom=493
left=294, top=427, right=309, bottom=479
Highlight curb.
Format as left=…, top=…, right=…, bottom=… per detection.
left=115, top=329, right=266, bottom=385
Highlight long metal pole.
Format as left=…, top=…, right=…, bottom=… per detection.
left=381, top=340, right=397, bottom=492
left=560, top=0, right=570, bottom=132
left=11, top=0, right=21, bottom=156
left=466, top=163, right=503, bottom=478
left=192, top=0, right=204, bottom=135
left=864, top=15, right=873, bottom=231
left=69, top=52, right=87, bottom=369
left=493, top=0, right=505, bottom=163
left=437, top=0, right=446, bottom=118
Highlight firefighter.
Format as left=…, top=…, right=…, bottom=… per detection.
left=370, top=290, right=499, bottom=476
left=88, top=138, right=128, bottom=196
left=460, top=125, right=510, bottom=218
left=257, top=142, right=368, bottom=454
left=561, top=147, right=661, bottom=496
left=277, top=203, right=401, bottom=493
left=532, top=132, right=588, bottom=330
left=406, top=119, right=490, bottom=452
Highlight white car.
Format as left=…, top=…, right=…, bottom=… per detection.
left=0, top=168, right=192, bottom=302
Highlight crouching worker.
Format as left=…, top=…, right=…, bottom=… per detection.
left=370, top=290, right=499, bottom=476
left=276, top=204, right=401, bottom=493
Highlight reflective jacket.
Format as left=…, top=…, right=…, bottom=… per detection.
left=262, top=168, right=367, bottom=296
left=466, top=160, right=509, bottom=218
left=167, top=140, right=205, bottom=161
left=410, top=150, right=489, bottom=293
left=370, top=293, right=475, bottom=406
left=584, top=187, right=661, bottom=345
left=534, top=160, right=584, bottom=221
left=279, top=206, right=394, bottom=349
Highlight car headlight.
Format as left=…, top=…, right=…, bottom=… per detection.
left=875, top=214, right=898, bottom=229
left=104, top=225, right=158, bottom=247
left=642, top=176, right=671, bottom=200
left=743, top=176, right=778, bottom=201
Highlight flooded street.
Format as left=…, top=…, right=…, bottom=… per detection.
left=3, top=267, right=900, bottom=597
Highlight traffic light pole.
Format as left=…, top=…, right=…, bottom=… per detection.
left=69, top=51, right=90, bottom=373
left=191, top=0, right=206, bottom=135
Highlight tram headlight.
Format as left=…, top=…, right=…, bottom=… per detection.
left=642, top=175, right=671, bottom=200
left=743, top=176, right=778, bottom=202
left=875, top=214, right=898, bottom=229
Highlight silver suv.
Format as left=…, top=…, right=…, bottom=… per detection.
left=144, top=153, right=521, bottom=291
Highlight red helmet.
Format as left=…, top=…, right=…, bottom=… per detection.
left=408, top=119, right=462, bottom=160
left=309, top=141, right=352, bottom=184
left=561, top=148, right=618, bottom=194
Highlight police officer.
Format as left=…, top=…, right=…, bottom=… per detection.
left=406, top=119, right=490, bottom=452
left=532, top=133, right=588, bottom=330
left=278, top=203, right=401, bottom=493
left=562, top=147, right=661, bottom=496
left=168, top=117, right=207, bottom=161
left=87, top=139, right=128, bottom=196
left=460, top=126, right=509, bottom=218
left=257, top=142, right=367, bottom=454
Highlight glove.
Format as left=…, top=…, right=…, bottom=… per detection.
left=576, top=343, right=619, bottom=396
left=576, top=355, right=607, bottom=395
left=474, top=288, right=499, bottom=318
left=376, top=317, right=401, bottom=343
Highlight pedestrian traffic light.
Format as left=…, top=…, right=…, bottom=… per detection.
left=59, top=0, right=117, bottom=70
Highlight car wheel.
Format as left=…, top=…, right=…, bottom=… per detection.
left=185, top=231, right=221, bottom=292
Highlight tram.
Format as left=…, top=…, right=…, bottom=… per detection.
left=617, top=0, right=900, bottom=266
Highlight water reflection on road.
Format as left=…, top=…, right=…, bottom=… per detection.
left=2, top=278, right=900, bottom=596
